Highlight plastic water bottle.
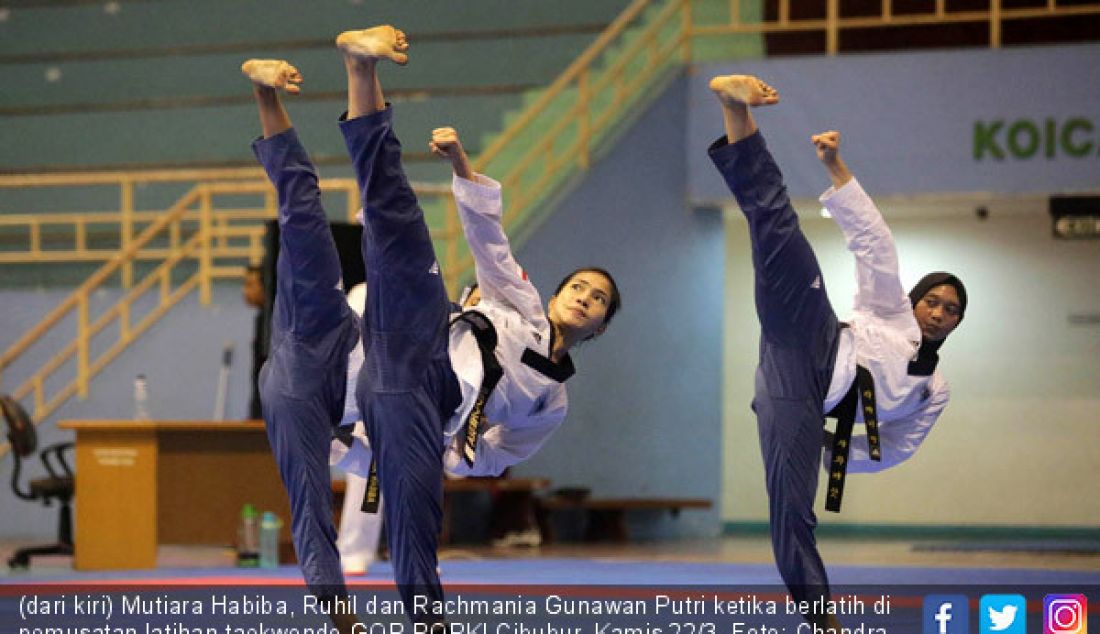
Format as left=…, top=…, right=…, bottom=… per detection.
left=259, top=511, right=282, bottom=569
left=133, top=374, right=150, bottom=421
left=237, top=503, right=260, bottom=567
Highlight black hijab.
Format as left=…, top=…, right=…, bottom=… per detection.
left=907, top=272, right=967, bottom=376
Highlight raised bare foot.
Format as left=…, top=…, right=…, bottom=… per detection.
left=709, top=74, right=779, bottom=107
left=336, top=25, right=409, bottom=65
left=241, top=59, right=303, bottom=94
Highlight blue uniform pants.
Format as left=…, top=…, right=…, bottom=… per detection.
left=253, top=128, right=360, bottom=601
left=709, top=132, right=841, bottom=613
left=340, top=108, right=460, bottom=626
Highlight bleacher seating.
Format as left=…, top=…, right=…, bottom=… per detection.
left=0, top=0, right=633, bottom=174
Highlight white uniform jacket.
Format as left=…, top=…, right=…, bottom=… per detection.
left=443, top=173, right=571, bottom=477
left=821, top=178, right=951, bottom=474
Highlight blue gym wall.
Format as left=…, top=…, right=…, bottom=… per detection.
left=510, top=73, right=724, bottom=539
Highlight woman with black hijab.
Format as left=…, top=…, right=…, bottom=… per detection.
left=706, top=73, right=966, bottom=631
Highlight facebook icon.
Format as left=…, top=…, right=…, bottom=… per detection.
left=925, top=595, right=970, bottom=634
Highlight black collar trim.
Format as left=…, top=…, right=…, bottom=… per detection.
left=520, top=348, right=575, bottom=383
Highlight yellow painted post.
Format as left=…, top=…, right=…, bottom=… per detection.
left=76, top=219, right=87, bottom=253
left=77, top=295, right=89, bottom=398
left=990, top=0, right=1002, bottom=48
left=883, top=0, right=893, bottom=21
left=827, top=0, right=840, bottom=55
left=199, top=187, right=213, bottom=305
left=121, top=180, right=134, bottom=289
left=730, top=0, right=741, bottom=27
left=30, top=221, right=41, bottom=257
left=170, top=219, right=180, bottom=253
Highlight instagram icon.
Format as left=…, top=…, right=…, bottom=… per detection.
left=1044, top=595, right=1088, bottom=634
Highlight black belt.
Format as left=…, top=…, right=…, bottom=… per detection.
left=824, top=363, right=881, bottom=513
left=451, top=311, right=504, bottom=467
left=361, top=457, right=381, bottom=514
left=333, top=425, right=383, bottom=514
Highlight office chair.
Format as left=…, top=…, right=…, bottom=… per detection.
left=2, top=394, right=75, bottom=569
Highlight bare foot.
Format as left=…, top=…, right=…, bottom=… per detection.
left=336, top=25, right=409, bottom=65
left=241, top=59, right=303, bottom=94
left=709, top=74, right=779, bottom=107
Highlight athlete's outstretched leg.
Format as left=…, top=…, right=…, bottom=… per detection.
left=245, top=60, right=362, bottom=634
left=753, top=383, right=834, bottom=620
left=708, top=75, right=835, bottom=347
left=338, top=27, right=448, bottom=346
left=336, top=28, right=454, bottom=628
left=708, top=74, right=841, bottom=633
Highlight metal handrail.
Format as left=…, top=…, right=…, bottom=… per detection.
left=0, top=177, right=453, bottom=458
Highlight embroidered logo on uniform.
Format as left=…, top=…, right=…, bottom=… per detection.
left=810, top=275, right=821, bottom=289
left=532, top=331, right=542, bottom=343
left=922, top=387, right=931, bottom=401
left=520, top=268, right=529, bottom=281
left=428, top=261, right=440, bottom=275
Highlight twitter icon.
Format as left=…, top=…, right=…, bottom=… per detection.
left=982, top=594, right=1028, bottom=634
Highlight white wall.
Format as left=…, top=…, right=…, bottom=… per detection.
left=722, top=198, right=1100, bottom=527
